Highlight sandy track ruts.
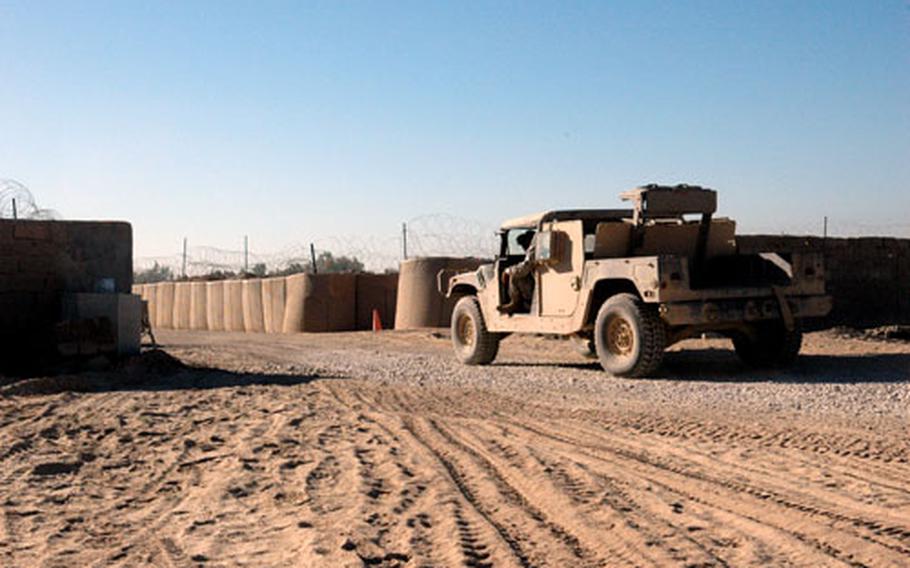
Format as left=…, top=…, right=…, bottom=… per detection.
left=0, top=330, right=907, bottom=567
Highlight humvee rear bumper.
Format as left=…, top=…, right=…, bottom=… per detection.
left=659, top=295, right=832, bottom=326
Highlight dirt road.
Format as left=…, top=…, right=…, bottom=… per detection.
left=1, top=330, right=908, bottom=567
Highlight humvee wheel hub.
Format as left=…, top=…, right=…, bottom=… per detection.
left=456, top=313, right=476, bottom=348
left=606, top=317, right=634, bottom=356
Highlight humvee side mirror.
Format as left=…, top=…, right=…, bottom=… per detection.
left=536, top=230, right=564, bottom=266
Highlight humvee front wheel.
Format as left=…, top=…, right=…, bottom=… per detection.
left=451, top=296, right=501, bottom=365
left=732, top=323, right=802, bottom=368
left=594, top=294, right=666, bottom=377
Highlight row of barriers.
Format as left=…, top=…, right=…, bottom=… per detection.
left=133, top=273, right=398, bottom=333
left=134, top=239, right=910, bottom=335
left=132, top=257, right=488, bottom=334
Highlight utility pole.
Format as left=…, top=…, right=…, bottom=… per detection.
left=402, top=222, right=408, bottom=260
left=182, top=237, right=188, bottom=279
left=244, top=235, right=249, bottom=273
left=11, top=198, right=17, bottom=220
left=823, top=216, right=828, bottom=239
left=310, top=243, right=318, bottom=274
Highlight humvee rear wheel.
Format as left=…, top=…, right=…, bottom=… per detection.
left=451, top=296, right=501, bottom=365
left=594, top=293, right=666, bottom=377
left=732, top=323, right=802, bottom=368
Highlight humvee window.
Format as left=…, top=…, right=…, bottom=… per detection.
left=504, top=230, right=535, bottom=257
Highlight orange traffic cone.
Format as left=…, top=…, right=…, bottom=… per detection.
left=372, top=309, right=383, bottom=332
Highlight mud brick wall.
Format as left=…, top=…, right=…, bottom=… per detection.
left=0, top=220, right=133, bottom=365
left=738, top=235, right=910, bottom=327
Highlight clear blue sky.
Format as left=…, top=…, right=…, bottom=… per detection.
left=1, top=1, right=908, bottom=261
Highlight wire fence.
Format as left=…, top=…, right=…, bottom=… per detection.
left=0, top=179, right=60, bottom=220
left=136, top=214, right=910, bottom=281
left=134, top=213, right=501, bottom=279
left=6, top=178, right=909, bottom=279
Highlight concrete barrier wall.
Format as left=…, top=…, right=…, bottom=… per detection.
left=261, top=277, right=286, bottom=333
left=190, top=282, right=208, bottom=330
left=395, top=258, right=486, bottom=329
left=173, top=282, right=192, bottom=330
left=224, top=280, right=244, bottom=332
left=283, top=273, right=357, bottom=332
left=242, top=279, right=265, bottom=332
left=206, top=281, right=225, bottom=331
left=738, top=235, right=910, bottom=327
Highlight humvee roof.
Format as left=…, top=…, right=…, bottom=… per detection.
left=499, top=185, right=720, bottom=231
left=500, top=209, right=632, bottom=231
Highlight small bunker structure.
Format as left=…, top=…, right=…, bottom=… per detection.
left=0, top=219, right=140, bottom=373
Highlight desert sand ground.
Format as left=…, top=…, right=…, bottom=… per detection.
left=0, top=329, right=908, bottom=567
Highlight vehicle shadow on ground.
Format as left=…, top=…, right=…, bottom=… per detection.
left=496, top=349, right=910, bottom=384
left=660, top=349, right=910, bottom=384
left=0, top=350, right=342, bottom=397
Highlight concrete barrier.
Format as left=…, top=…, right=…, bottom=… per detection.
left=394, top=258, right=486, bottom=329
left=224, top=280, right=244, bottom=332
left=283, top=273, right=356, bottom=333
left=206, top=281, right=225, bottom=331
left=156, top=281, right=175, bottom=329
left=172, top=282, right=192, bottom=330
left=242, top=279, right=265, bottom=333
left=189, top=282, right=208, bottom=330
left=261, top=277, right=287, bottom=333
left=356, top=274, right=398, bottom=330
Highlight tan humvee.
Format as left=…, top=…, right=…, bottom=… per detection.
left=442, top=184, right=831, bottom=377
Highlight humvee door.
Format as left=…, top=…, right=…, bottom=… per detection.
left=537, top=220, right=585, bottom=317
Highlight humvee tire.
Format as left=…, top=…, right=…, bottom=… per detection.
left=451, top=296, right=501, bottom=365
left=594, top=293, right=666, bottom=377
left=732, top=323, right=802, bottom=368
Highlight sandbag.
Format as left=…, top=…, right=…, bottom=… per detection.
left=223, top=280, right=244, bottom=332
left=156, top=282, right=175, bottom=329
left=261, top=277, right=286, bottom=333
left=355, top=274, right=398, bottom=330
left=206, top=281, right=225, bottom=331
left=145, top=284, right=159, bottom=330
left=394, top=258, right=485, bottom=329
left=189, top=282, right=208, bottom=330
left=283, top=273, right=356, bottom=333
left=173, top=282, right=192, bottom=330
left=242, top=279, right=265, bottom=333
